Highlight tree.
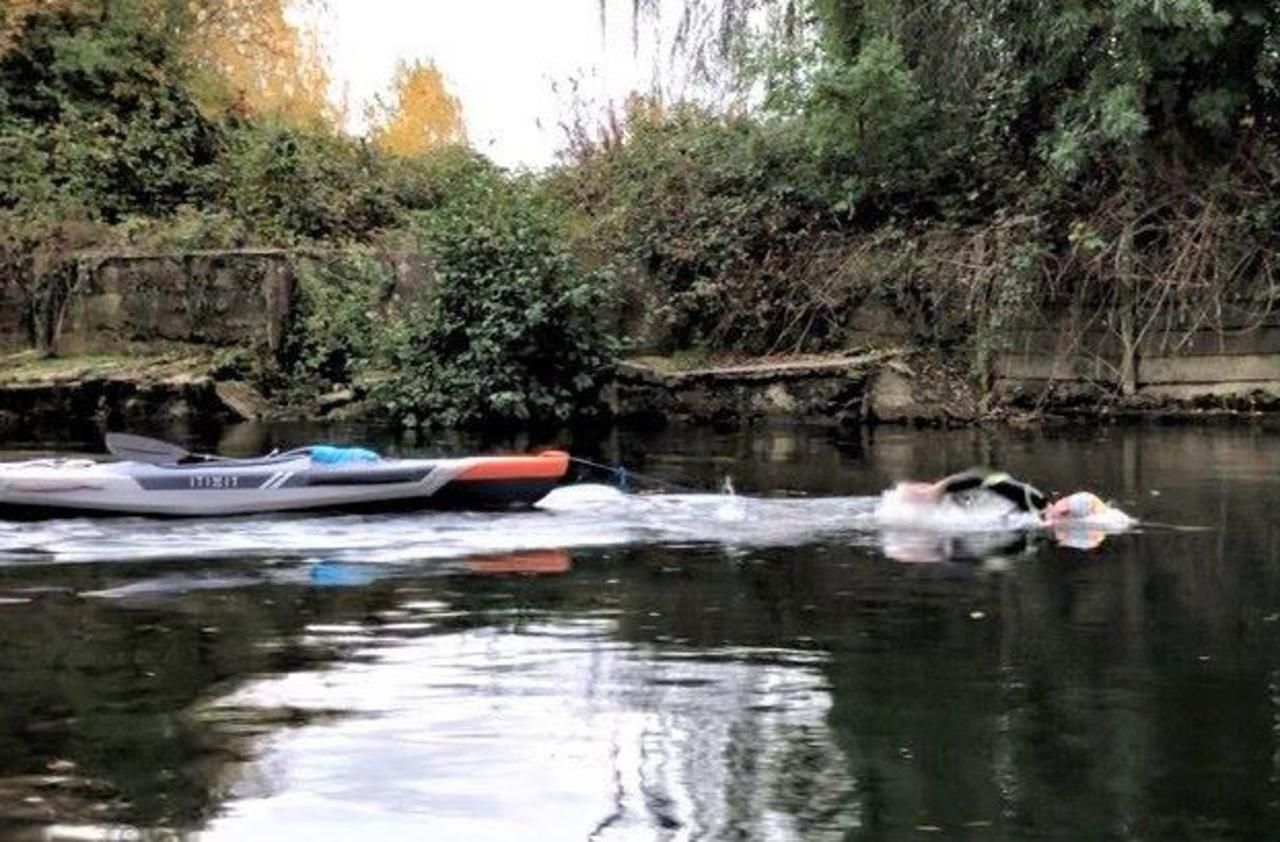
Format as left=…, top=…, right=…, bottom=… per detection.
left=366, top=59, right=467, bottom=157
left=806, top=0, right=1280, bottom=175
left=0, top=0, right=76, bottom=57
left=0, top=0, right=221, bottom=220
left=186, top=0, right=337, bottom=128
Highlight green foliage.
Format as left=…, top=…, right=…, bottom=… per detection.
left=1006, top=0, right=1273, bottom=174
left=378, top=169, right=619, bottom=428
left=548, top=0, right=1280, bottom=377
left=0, top=1, right=220, bottom=222
left=796, top=0, right=1280, bottom=189
left=282, top=248, right=396, bottom=393
left=221, top=122, right=404, bottom=242
left=553, top=102, right=832, bottom=352
left=806, top=35, right=924, bottom=192
left=0, top=3, right=618, bottom=428
left=0, top=2, right=455, bottom=245
left=4, top=0, right=1280, bottom=420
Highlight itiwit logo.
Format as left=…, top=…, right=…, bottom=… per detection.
left=188, top=475, right=240, bottom=489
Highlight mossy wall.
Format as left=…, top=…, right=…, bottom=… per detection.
left=995, top=304, right=1280, bottom=409
left=0, top=249, right=433, bottom=358
left=60, top=251, right=294, bottom=355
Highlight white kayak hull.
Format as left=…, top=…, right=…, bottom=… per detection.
left=0, top=451, right=570, bottom=518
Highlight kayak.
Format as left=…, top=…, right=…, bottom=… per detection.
left=0, top=434, right=571, bottom=518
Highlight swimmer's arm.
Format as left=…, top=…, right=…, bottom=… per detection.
left=888, top=470, right=991, bottom=504
left=930, top=468, right=995, bottom=497
left=981, top=477, right=1049, bottom=513
left=932, top=468, right=1049, bottom=513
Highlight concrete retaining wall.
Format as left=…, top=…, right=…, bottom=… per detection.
left=0, top=248, right=433, bottom=357
left=59, top=250, right=295, bottom=355
left=6, top=247, right=1280, bottom=421
left=994, top=305, right=1280, bottom=408
left=614, top=352, right=911, bottom=426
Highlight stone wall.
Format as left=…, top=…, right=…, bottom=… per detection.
left=994, top=304, right=1280, bottom=409
left=57, top=250, right=295, bottom=355
left=0, top=377, right=233, bottom=438
left=619, top=302, right=1280, bottom=426
left=0, top=248, right=433, bottom=357
left=7, top=247, right=1280, bottom=423
left=614, top=351, right=908, bottom=426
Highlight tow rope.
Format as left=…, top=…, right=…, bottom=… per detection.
left=567, top=456, right=719, bottom=494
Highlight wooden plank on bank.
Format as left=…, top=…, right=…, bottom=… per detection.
left=618, top=348, right=908, bottom=384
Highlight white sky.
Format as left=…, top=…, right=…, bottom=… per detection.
left=307, top=1, right=673, bottom=170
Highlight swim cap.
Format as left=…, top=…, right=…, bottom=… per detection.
left=1064, top=492, right=1105, bottom=518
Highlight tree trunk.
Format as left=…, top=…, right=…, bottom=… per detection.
left=1118, top=283, right=1138, bottom=397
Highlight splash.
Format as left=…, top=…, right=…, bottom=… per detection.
left=0, top=483, right=1135, bottom=567
left=0, top=485, right=876, bottom=565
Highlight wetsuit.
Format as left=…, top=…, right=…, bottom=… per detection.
left=934, top=468, right=1048, bottom=514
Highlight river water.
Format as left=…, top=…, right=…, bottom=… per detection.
left=1, top=422, right=1278, bottom=840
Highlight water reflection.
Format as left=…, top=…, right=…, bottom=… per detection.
left=202, top=615, right=852, bottom=841
left=879, top=523, right=1122, bottom=565
left=466, top=549, right=572, bottom=576
left=1, top=425, right=1280, bottom=838
left=879, top=527, right=1036, bottom=565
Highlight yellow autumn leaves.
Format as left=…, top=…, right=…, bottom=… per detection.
left=188, top=0, right=339, bottom=129
left=1, top=0, right=466, bottom=157
left=195, top=0, right=466, bottom=155
left=367, top=60, right=467, bottom=156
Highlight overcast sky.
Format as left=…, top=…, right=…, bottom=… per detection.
left=307, top=1, right=670, bottom=170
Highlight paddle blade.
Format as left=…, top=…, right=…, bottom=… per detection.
left=104, top=432, right=190, bottom=464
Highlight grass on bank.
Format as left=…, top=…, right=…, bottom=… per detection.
left=0, top=348, right=220, bottom=384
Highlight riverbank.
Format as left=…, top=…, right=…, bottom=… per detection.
left=6, top=344, right=1280, bottom=439
left=0, top=349, right=234, bottom=437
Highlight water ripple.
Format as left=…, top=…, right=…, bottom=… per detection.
left=0, top=488, right=881, bottom=565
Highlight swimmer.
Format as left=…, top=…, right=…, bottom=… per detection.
left=886, top=468, right=1130, bottom=527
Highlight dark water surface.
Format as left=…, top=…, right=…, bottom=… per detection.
left=1, top=423, right=1279, bottom=840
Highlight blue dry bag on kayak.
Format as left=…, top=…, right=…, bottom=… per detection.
left=309, top=445, right=381, bottom=464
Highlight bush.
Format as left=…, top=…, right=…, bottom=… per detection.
left=280, top=247, right=397, bottom=396
left=221, top=122, right=403, bottom=242
left=114, top=206, right=250, bottom=251
left=805, top=35, right=925, bottom=201
left=0, top=1, right=220, bottom=222
left=552, top=102, right=836, bottom=353
left=377, top=168, right=619, bottom=429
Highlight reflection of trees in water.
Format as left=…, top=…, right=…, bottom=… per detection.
left=1272, top=669, right=1280, bottom=805
left=0, top=561, right=407, bottom=831
left=0, top=548, right=862, bottom=837
left=5, top=420, right=1280, bottom=838
left=839, top=507, right=1280, bottom=839
left=603, top=512, right=1280, bottom=839
left=591, top=655, right=859, bottom=838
